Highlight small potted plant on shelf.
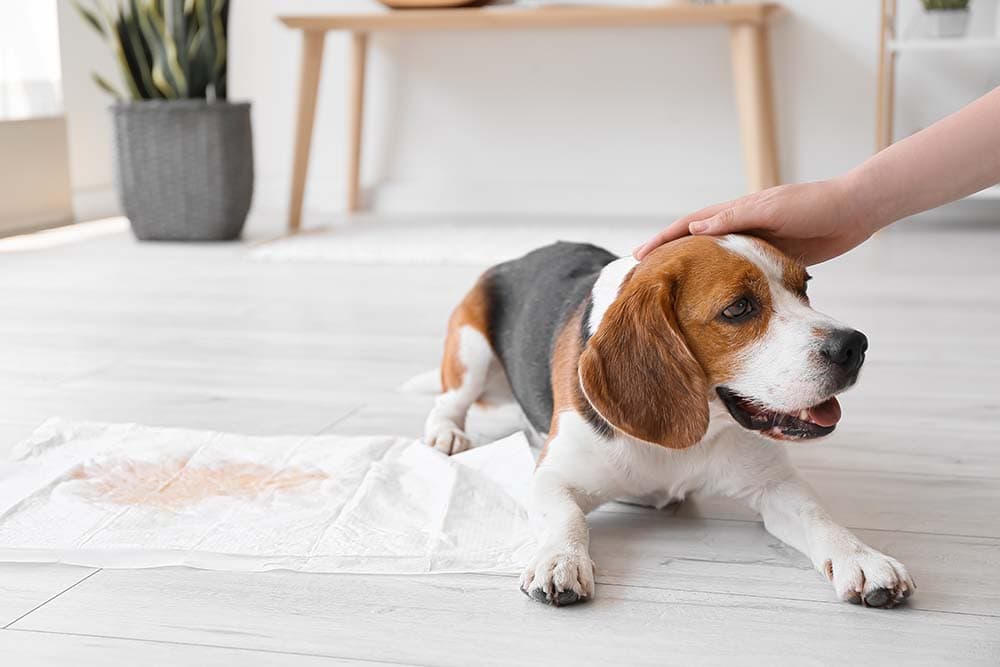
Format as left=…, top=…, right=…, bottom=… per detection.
left=922, top=0, right=971, bottom=39
left=73, top=0, right=252, bottom=241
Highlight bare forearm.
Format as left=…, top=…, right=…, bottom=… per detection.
left=634, top=87, right=1000, bottom=265
left=843, top=86, right=1000, bottom=235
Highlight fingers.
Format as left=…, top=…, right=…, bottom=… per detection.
left=673, top=199, right=737, bottom=228
left=632, top=199, right=739, bottom=260
left=689, top=204, right=746, bottom=235
left=632, top=218, right=690, bottom=259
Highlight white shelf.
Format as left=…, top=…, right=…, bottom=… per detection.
left=889, top=38, right=1000, bottom=52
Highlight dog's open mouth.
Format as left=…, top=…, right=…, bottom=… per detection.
left=716, top=387, right=841, bottom=440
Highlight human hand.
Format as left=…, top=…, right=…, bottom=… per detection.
left=633, top=179, right=879, bottom=266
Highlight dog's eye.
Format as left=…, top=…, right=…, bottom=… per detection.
left=723, top=298, right=754, bottom=320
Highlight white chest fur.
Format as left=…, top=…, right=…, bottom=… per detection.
left=541, top=402, right=776, bottom=511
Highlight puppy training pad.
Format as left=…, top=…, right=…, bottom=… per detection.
left=0, top=419, right=536, bottom=574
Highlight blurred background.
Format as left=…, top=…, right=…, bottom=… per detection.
left=4, top=0, right=1000, bottom=235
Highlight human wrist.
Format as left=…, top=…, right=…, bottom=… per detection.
left=833, top=167, right=893, bottom=239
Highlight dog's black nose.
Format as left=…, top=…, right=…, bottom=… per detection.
left=820, top=329, right=868, bottom=375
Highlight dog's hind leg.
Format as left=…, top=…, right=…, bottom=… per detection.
left=424, top=325, right=500, bottom=454
left=424, top=287, right=507, bottom=455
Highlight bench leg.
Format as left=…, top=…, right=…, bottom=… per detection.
left=346, top=32, right=368, bottom=213
left=288, top=30, right=326, bottom=233
left=875, top=0, right=897, bottom=152
left=730, top=22, right=779, bottom=193
left=876, top=52, right=896, bottom=153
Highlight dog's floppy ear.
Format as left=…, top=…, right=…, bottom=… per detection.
left=579, top=278, right=709, bottom=449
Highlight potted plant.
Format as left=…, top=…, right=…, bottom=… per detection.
left=922, top=0, right=971, bottom=39
left=73, top=0, right=252, bottom=241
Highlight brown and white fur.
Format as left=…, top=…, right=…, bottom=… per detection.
left=424, top=235, right=914, bottom=608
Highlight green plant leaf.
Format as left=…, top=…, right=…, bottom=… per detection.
left=165, top=0, right=190, bottom=93
left=190, top=0, right=226, bottom=99
left=153, top=0, right=189, bottom=97
left=120, top=4, right=158, bottom=99
left=208, top=0, right=228, bottom=99
left=194, top=0, right=215, bottom=91
left=78, top=0, right=227, bottom=100
left=92, top=72, right=123, bottom=99
left=71, top=1, right=107, bottom=37
left=185, top=25, right=210, bottom=98
left=136, top=0, right=180, bottom=97
left=215, top=71, right=226, bottom=100
left=922, top=0, right=969, bottom=8
left=109, top=14, right=144, bottom=99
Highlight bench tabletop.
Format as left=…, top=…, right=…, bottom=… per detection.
left=279, top=3, right=782, bottom=32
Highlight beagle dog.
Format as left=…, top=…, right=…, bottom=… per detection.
left=424, top=235, right=914, bottom=608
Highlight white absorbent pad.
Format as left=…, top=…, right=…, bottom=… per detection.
left=0, top=419, right=537, bottom=574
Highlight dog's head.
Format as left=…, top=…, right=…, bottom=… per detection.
left=579, top=234, right=866, bottom=448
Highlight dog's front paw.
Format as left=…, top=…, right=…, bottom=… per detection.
left=519, top=544, right=595, bottom=606
left=423, top=421, right=470, bottom=455
left=822, top=547, right=914, bottom=608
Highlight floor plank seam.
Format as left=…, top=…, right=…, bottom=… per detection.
left=591, top=581, right=1000, bottom=619
left=50, top=361, right=121, bottom=389
left=590, top=510, right=1000, bottom=542
left=795, top=464, right=1000, bottom=482
left=3, top=568, right=102, bottom=630
left=392, top=571, right=1000, bottom=620
left=454, top=573, right=1000, bottom=620
left=316, top=403, right=367, bottom=434
left=4, top=626, right=428, bottom=665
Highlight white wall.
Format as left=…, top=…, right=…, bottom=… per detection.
left=232, top=0, right=892, bottom=222
left=56, top=0, right=121, bottom=220
left=895, top=1, right=1000, bottom=138
left=56, top=0, right=1000, bottom=225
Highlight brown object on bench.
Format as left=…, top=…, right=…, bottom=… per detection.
left=280, top=3, right=783, bottom=232
left=377, top=0, right=485, bottom=8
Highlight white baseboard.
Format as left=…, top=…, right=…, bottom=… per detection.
left=0, top=214, right=73, bottom=239
left=78, top=176, right=1000, bottom=232
left=911, top=197, right=1000, bottom=225
left=251, top=173, right=723, bottom=222
left=371, top=179, right=711, bottom=217
left=72, top=186, right=121, bottom=223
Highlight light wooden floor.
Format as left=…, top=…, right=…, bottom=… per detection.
left=0, top=216, right=998, bottom=665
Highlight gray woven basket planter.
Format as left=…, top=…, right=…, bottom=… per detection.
left=111, top=100, right=254, bottom=241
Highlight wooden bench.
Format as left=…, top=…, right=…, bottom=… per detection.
left=280, top=3, right=783, bottom=232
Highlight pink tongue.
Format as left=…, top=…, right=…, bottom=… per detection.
left=808, top=397, right=842, bottom=427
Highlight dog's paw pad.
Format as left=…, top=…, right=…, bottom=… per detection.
left=825, top=548, right=914, bottom=609
left=519, top=547, right=594, bottom=607
left=552, top=589, right=580, bottom=606
left=863, top=587, right=892, bottom=608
